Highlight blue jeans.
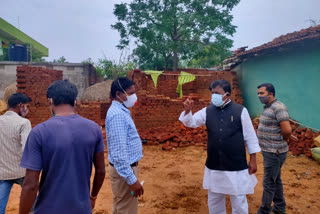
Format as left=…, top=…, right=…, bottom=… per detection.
left=0, top=177, right=24, bottom=214
left=258, top=151, right=287, bottom=214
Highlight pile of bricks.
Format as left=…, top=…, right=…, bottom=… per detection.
left=138, top=121, right=207, bottom=150
left=16, top=66, right=63, bottom=126
left=139, top=117, right=320, bottom=157
left=252, top=117, right=320, bottom=159
left=288, top=126, right=320, bottom=157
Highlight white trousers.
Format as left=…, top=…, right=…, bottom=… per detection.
left=208, top=191, right=248, bottom=214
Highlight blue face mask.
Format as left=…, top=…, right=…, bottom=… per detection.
left=211, top=93, right=227, bottom=107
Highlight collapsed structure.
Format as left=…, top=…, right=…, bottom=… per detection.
left=12, top=66, right=319, bottom=158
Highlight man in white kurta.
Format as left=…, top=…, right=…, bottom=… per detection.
left=179, top=80, right=261, bottom=214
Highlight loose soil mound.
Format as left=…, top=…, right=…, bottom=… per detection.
left=4, top=82, right=17, bottom=103
left=81, top=80, right=112, bottom=102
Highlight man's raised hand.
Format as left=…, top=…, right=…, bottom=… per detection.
left=183, top=98, right=194, bottom=115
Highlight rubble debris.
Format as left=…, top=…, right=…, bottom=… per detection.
left=139, top=121, right=208, bottom=151
left=253, top=117, right=320, bottom=159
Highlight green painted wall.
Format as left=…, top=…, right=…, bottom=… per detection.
left=237, top=42, right=320, bottom=130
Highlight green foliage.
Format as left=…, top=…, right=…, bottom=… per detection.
left=112, top=0, right=240, bottom=70
left=0, top=47, right=9, bottom=61
left=31, top=51, right=46, bottom=62
left=53, top=56, right=68, bottom=63
left=95, top=58, right=136, bottom=80
left=188, top=35, right=233, bottom=68
left=81, top=57, right=95, bottom=65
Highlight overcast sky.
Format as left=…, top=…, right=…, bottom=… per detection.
left=1, top=0, right=319, bottom=63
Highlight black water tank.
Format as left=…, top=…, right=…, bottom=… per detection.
left=9, top=44, right=28, bottom=61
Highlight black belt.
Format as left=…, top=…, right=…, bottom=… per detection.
left=109, top=162, right=138, bottom=167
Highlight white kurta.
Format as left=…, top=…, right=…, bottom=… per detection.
left=179, top=106, right=261, bottom=195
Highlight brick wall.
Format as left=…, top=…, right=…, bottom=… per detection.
left=130, top=69, right=243, bottom=130
left=76, top=101, right=111, bottom=127
left=16, top=66, right=108, bottom=127
left=16, top=66, right=63, bottom=126
left=131, top=94, right=209, bottom=130
left=15, top=66, right=244, bottom=131
left=131, top=69, right=243, bottom=103
left=88, top=64, right=103, bottom=86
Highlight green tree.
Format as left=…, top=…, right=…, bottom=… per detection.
left=95, top=58, right=136, bottom=80
left=188, top=35, right=233, bottom=68
left=112, top=0, right=240, bottom=71
left=81, top=57, right=94, bottom=65
left=53, top=56, right=68, bottom=63
left=31, top=51, right=46, bottom=62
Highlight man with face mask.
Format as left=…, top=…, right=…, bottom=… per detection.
left=179, top=80, right=261, bottom=214
left=106, top=77, right=143, bottom=214
left=0, top=93, right=31, bottom=213
left=257, top=83, right=293, bottom=214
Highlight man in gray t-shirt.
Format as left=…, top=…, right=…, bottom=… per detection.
left=257, top=83, right=296, bottom=214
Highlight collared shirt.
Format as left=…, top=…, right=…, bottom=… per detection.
left=0, top=111, right=31, bottom=180
left=106, top=101, right=143, bottom=185
left=257, top=99, right=290, bottom=154
left=179, top=106, right=261, bottom=195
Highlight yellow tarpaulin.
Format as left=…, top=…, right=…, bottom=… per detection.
left=144, top=70, right=164, bottom=88
left=176, top=71, right=196, bottom=98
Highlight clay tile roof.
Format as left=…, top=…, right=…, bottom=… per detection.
left=236, top=24, right=320, bottom=57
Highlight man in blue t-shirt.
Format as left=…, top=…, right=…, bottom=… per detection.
left=19, top=80, right=106, bottom=214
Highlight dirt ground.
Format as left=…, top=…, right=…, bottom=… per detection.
left=6, top=145, right=320, bottom=214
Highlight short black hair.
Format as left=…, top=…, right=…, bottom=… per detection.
left=111, top=77, right=136, bottom=99
left=258, top=83, right=275, bottom=96
left=8, top=93, right=32, bottom=108
left=47, top=80, right=78, bottom=106
left=209, top=80, right=231, bottom=94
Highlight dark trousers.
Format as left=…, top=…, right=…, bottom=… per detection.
left=258, top=151, right=287, bottom=214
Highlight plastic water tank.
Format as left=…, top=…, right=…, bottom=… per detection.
left=9, top=44, right=28, bottom=61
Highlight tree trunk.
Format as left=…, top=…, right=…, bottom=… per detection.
left=172, top=20, right=179, bottom=71
left=164, top=58, right=168, bottom=71
left=173, top=50, right=178, bottom=71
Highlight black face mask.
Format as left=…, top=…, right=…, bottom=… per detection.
left=259, top=96, right=269, bottom=104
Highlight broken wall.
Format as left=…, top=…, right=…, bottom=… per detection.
left=16, top=66, right=63, bottom=126
left=16, top=66, right=108, bottom=127
left=130, top=69, right=243, bottom=130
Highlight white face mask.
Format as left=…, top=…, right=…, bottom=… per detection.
left=123, top=93, right=138, bottom=108
left=211, top=93, right=228, bottom=107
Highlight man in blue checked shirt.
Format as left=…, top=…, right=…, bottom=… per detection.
left=106, top=77, right=144, bottom=214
